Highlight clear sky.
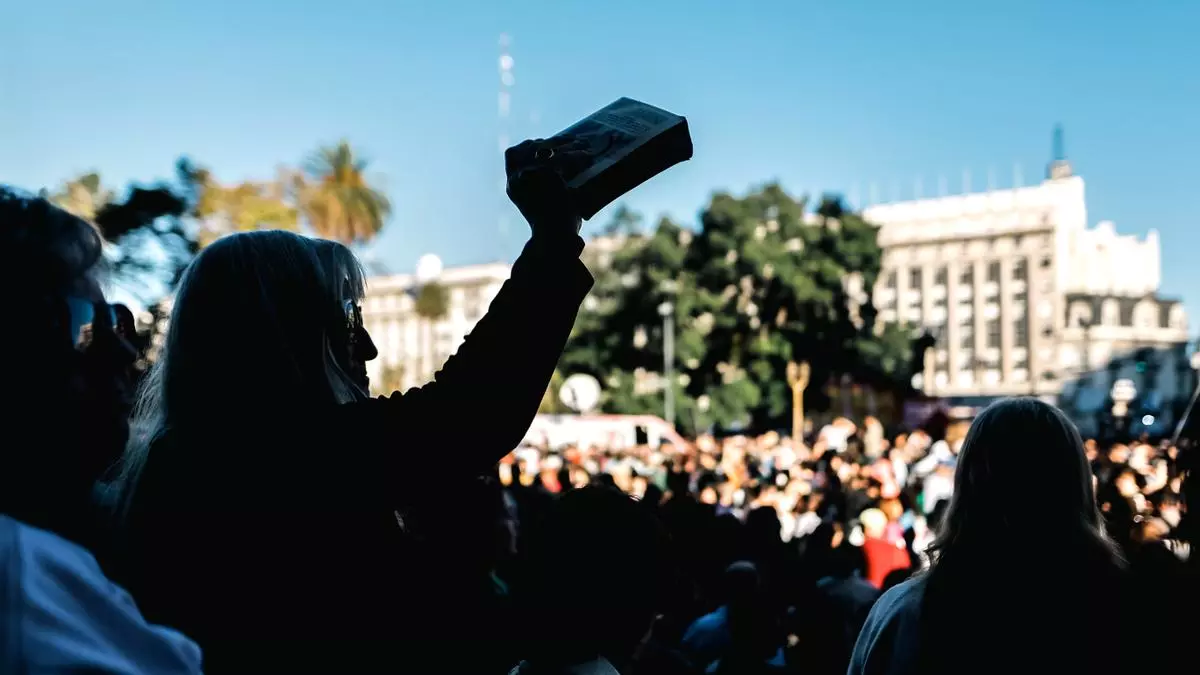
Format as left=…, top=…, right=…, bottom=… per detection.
left=4, top=1, right=1198, bottom=322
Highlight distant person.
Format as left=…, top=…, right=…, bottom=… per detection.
left=681, top=561, right=760, bottom=666
left=849, top=398, right=1132, bottom=675
left=111, top=139, right=595, bottom=673
left=0, top=188, right=202, bottom=674
left=859, top=508, right=909, bottom=589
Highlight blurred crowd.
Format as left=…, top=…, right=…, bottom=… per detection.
left=496, top=415, right=1193, bottom=674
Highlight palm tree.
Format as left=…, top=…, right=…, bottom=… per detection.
left=414, top=282, right=450, bottom=381
left=298, top=141, right=391, bottom=245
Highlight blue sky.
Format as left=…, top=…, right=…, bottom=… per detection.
left=4, top=1, right=1198, bottom=321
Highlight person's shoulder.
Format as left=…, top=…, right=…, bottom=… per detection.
left=848, top=576, right=924, bottom=675
left=869, top=576, right=924, bottom=623
left=2, top=516, right=204, bottom=674
left=0, top=514, right=106, bottom=586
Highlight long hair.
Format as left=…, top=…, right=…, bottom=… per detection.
left=924, top=397, right=1119, bottom=569
left=916, top=397, right=1125, bottom=672
left=111, top=230, right=367, bottom=512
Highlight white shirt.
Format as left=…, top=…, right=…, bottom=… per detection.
left=0, top=515, right=203, bottom=674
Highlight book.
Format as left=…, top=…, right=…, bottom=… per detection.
left=552, top=97, right=693, bottom=221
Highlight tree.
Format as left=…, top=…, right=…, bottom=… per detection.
left=298, top=141, right=391, bottom=245
left=50, top=172, right=112, bottom=222
left=48, top=169, right=190, bottom=306
left=47, top=160, right=305, bottom=366
left=539, top=369, right=569, bottom=414
left=559, top=185, right=912, bottom=434
left=412, top=281, right=449, bottom=381
left=187, top=164, right=299, bottom=246
left=562, top=212, right=718, bottom=433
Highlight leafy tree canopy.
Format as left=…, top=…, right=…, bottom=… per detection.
left=560, top=185, right=914, bottom=434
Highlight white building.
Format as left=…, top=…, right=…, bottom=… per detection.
left=864, top=149, right=1192, bottom=436
left=361, top=262, right=510, bottom=392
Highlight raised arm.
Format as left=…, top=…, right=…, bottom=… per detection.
left=341, top=138, right=594, bottom=484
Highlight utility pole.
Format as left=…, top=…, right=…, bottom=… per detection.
left=659, top=301, right=676, bottom=428
left=787, top=361, right=811, bottom=442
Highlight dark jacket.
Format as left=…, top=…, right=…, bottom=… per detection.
left=118, top=235, right=593, bottom=674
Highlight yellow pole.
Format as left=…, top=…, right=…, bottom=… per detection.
left=787, top=361, right=811, bottom=442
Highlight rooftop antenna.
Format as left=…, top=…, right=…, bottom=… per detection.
left=498, top=34, right=514, bottom=242
left=1048, top=124, right=1073, bottom=179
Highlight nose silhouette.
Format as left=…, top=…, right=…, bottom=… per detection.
left=355, top=325, right=378, bottom=362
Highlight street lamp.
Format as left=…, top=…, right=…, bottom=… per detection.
left=658, top=300, right=675, bottom=428
left=1111, top=378, right=1137, bottom=441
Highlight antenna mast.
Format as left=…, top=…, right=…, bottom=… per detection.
left=498, top=34, right=515, bottom=242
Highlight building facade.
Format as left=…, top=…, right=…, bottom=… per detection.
left=864, top=157, right=1192, bottom=436
left=361, top=262, right=510, bottom=393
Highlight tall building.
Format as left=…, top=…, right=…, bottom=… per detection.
left=864, top=138, right=1192, bottom=435
left=361, top=262, right=510, bottom=392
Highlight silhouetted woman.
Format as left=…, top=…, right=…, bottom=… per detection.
left=111, top=139, right=594, bottom=674
left=848, top=398, right=1133, bottom=675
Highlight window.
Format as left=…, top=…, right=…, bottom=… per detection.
left=884, top=270, right=897, bottom=289
left=1012, top=259, right=1027, bottom=281
left=1040, top=256, right=1052, bottom=269
left=986, top=319, right=1001, bottom=348
left=1013, top=292, right=1028, bottom=310
left=909, top=268, right=923, bottom=290
left=960, top=265, right=974, bottom=285
left=987, top=261, right=1001, bottom=283
left=934, top=266, right=948, bottom=285
left=1014, top=317, right=1028, bottom=348
left=959, top=326, right=974, bottom=350
left=463, top=285, right=485, bottom=320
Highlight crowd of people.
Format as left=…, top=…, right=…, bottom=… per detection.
left=501, top=410, right=1196, bottom=674
left=1, top=135, right=1196, bottom=674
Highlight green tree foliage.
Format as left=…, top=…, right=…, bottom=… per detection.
left=414, top=282, right=450, bottom=321
left=298, top=141, right=392, bottom=245
left=560, top=186, right=912, bottom=433
left=187, top=164, right=299, bottom=246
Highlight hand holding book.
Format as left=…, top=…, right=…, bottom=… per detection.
left=506, top=97, right=693, bottom=235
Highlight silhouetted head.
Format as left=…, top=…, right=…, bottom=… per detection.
left=523, top=486, right=673, bottom=667
left=115, top=230, right=376, bottom=503
left=722, top=561, right=760, bottom=608
left=927, top=397, right=1119, bottom=571
left=0, top=188, right=136, bottom=536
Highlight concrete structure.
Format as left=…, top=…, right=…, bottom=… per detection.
left=864, top=146, right=1192, bottom=436
left=361, top=262, right=510, bottom=392
left=361, top=235, right=629, bottom=393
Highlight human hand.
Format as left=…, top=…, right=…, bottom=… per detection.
left=505, top=138, right=588, bottom=240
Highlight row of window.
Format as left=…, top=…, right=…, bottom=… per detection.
left=884, top=257, right=1049, bottom=290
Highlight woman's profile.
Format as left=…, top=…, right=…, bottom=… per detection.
left=848, top=397, right=1132, bottom=675
left=110, top=138, right=596, bottom=674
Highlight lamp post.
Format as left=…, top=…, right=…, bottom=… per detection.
left=658, top=300, right=675, bottom=428
left=1111, top=378, right=1137, bottom=442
